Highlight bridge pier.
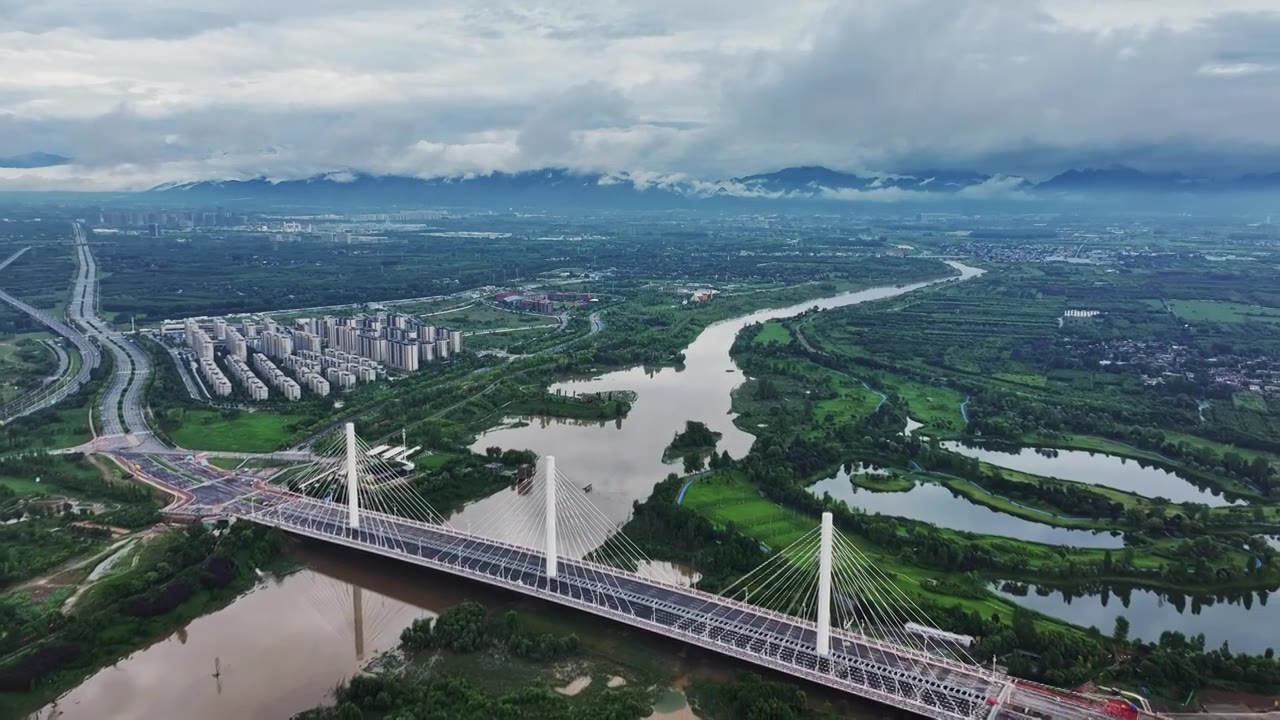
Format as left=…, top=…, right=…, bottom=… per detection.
left=544, top=455, right=557, bottom=579
left=345, top=422, right=360, bottom=529
left=816, top=511, right=833, bottom=657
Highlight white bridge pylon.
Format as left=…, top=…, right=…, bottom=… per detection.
left=544, top=454, right=558, bottom=578
left=345, top=422, right=360, bottom=529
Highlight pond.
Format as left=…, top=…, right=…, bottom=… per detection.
left=941, top=442, right=1240, bottom=506
left=993, top=583, right=1280, bottom=655
left=807, top=469, right=1124, bottom=548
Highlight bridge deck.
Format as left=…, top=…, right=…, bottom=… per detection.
left=240, top=496, right=1112, bottom=720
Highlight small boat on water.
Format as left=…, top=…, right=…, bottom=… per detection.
left=725, top=369, right=735, bottom=373
left=582, top=484, right=593, bottom=493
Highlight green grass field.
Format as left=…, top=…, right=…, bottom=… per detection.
left=876, top=375, right=966, bottom=433
left=1233, top=391, right=1268, bottom=412
left=168, top=409, right=307, bottom=452
left=1168, top=299, right=1280, bottom=325
left=0, top=476, right=50, bottom=496
left=992, top=372, right=1047, bottom=388
left=416, top=452, right=452, bottom=470
left=813, top=379, right=884, bottom=430
left=752, top=321, right=792, bottom=346
left=430, top=304, right=557, bottom=331
left=681, top=472, right=811, bottom=549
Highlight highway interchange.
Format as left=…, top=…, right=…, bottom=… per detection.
left=0, top=245, right=101, bottom=421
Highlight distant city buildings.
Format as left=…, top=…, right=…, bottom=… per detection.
left=494, top=290, right=593, bottom=314
left=169, top=310, right=463, bottom=401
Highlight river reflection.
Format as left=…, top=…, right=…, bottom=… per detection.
left=457, top=263, right=985, bottom=545
left=37, top=542, right=882, bottom=720
left=941, top=442, right=1240, bottom=507
left=808, top=469, right=1124, bottom=548
left=993, top=583, right=1280, bottom=654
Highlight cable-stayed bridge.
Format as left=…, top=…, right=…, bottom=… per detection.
left=144, top=424, right=1147, bottom=720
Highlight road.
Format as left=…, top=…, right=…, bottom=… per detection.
left=159, top=341, right=207, bottom=401
left=41, top=339, right=70, bottom=386
left=67, top=223, right=153, bottom=440
left=0, top=246, right=102, bottom=421
left=0, top=245, right=30, bottom=272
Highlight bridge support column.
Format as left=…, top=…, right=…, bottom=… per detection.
left=345, top=422, right=360, bottom=529
left=544, top=455, right=557, bottom=579
left=816, top=511, right=833, bottom=657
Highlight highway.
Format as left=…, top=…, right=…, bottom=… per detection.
left=68, top=223, right=153, bottom=438
left=0, top=245, right=102, bottom=421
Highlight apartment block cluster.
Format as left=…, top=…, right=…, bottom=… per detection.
left=286, top=312, right=464, bottom=374
left=173, top=311, right=462, bottom=403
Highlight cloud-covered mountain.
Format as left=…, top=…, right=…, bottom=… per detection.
left=0, top=152, right=71, bottom=169
left=3, top=2, right=1280, bottom=194
left=148, top=164, right=1280, bottom=210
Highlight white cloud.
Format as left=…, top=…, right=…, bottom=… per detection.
left=0, top=0, right=1277, bottom=189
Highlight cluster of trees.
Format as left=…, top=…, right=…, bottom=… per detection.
left=297, top=672, right=652, bottom=720
left=613, top=474, right=768, bottom=594
left=668, top=421, right=720, bottom=453
left=0, top=523, right=280, bottom=692
left=1113, top=630, right=1280, bottom=697
left=0, top=519, right=106, bottom=587
left=966, top=391, right=1276, bottom=496
left=686, top=673, right=811, bottom=720
left=0, top=453, right=153, bottom=505
left=411, top=455, right=527, bottom=514
left=399, top=602, right=580, bottom=663
left=401, top=601, right=489, bottom=653
left=509, top=391, right=632, bottom=421
left=481, top=446, right=537, bottom=467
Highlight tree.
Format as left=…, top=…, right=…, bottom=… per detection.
left=683, top=453, right=704, bottom=474
left=1113, top=615, right=1130, bottom=645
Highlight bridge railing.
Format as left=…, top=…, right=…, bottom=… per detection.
left=244, top=493, right=1010, bottom=689
left=251, top=508, right=990, bottom=720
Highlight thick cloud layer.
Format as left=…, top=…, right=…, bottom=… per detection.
left=0, top=0, right=1277, bottom=190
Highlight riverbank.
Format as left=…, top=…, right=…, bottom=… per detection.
left=0, top=523, right=285, bottom=718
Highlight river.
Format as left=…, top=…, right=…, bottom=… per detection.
left=34, top=542, right=884, bottom=720
left=941, top=442, right=1241, bottom=507
left=455, top=262, right=985, bottom=542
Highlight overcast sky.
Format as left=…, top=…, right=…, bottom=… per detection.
left=1, top=0, right=1278, bottom=190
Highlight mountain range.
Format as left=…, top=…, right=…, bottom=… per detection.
left=0, top=152, right=71, bottom=169
left=145, top=164, right=1280, bottom=209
